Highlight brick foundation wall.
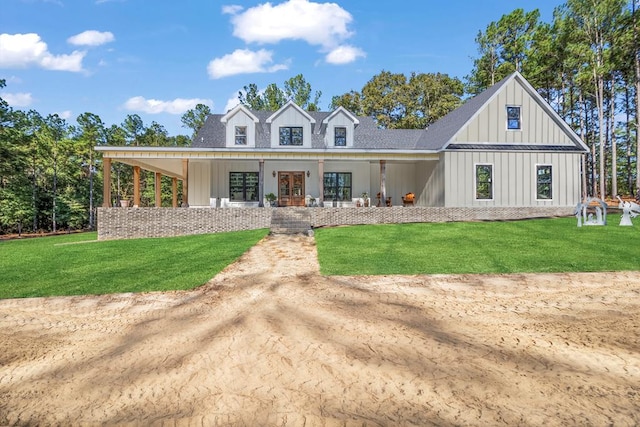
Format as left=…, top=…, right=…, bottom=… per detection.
left=97, top=207, right=273, bottom=240
left=97, top=206, right=574, bottom=240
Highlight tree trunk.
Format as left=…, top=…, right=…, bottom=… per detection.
left=634, top=0, right=640, bottom=194
left=610, top=78, right=617, bottom=197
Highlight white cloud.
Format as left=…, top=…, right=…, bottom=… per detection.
left=207, top=48, right=288, bottom=79
left=123, top=96, right=213, bottom=115
left=230, top=0, right=354, bottom=49
left=325, top=45, right=366, bottom=64
left=67, top=30, right=115, bottom=47
left=222, top=4, right=243, bottom=15
left=2, top=92, right=33, bottom=107
left=56, top=110, right=73, bottom=120
left=0, top=33, right=85, bottom=72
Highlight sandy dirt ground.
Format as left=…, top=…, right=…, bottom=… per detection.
left=1, top=234, right=639, bottom=426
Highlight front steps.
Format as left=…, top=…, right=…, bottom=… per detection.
left=270, top=208, right=312, bottom=234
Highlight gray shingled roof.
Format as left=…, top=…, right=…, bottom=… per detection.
left=192, top=73, right=585, bottom=153
left=415, top=74, right=511, bottom=150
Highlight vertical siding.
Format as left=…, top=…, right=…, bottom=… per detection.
left=414, top=159, right=444, bottom=206
left=455, top=80, right=574, bottom=146
left=269, top=107, right=313, bottom=148
left=444, top=151, right=582, bottom=208
left=324, top=111, right=355, bottom=147
left=188, top=161, right=211, bottom=206
left=225, top=111, right=256, bottom=147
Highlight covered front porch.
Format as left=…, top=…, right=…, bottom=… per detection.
left=95, top=147, right=442, bottom=209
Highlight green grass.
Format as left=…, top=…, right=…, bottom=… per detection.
left=315, top=215, right=640, bottom=275
left=0, top=229, right=268, bottom=299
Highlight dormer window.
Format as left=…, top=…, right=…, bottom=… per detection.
left=235, top=126, right=247, bottom=145
left=507, top=106, right=521, bottom=130
left=334, top=127, right=347, bottom=146
left=279, top=126, right=303, bottom=146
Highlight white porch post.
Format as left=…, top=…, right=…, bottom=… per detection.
left=318, top=159, right=324, bottom=207
left=380, top=160, right=387, bottom=206
left=258, top=159, right=265, bottom=207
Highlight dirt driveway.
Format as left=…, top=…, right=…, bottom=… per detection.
left=1, top=234, right=639, bottom=426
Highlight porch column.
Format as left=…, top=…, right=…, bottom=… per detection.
left=172, top=177, right=178, bottom=208
left=318, top=159, right=324, bottom=207
left=379, top=160, right=387, bottom=206
left=182, top=159, right=189, bottom=207
left=133, top=166, right=141, bottom=207
left=258, top=159, right=265, bottom=207
left=102, top=157, right=112, bottom=207
left=155, top=172, right=162, bottom=207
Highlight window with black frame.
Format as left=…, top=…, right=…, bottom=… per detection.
left=506, top=106, right=521, bottom=130
left=229, top=172, right=258, bottom=201
left=334, top=127, right=346, bottom=146
left=475, top=164, right=493, bottom=200
left=323, top=172, right=352, bottom=201
left=536, top=165, right=552, bottom=200
left=279, top=126, right=303, bottom=145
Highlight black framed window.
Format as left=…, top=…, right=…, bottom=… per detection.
left=229, top=172, right=258, bottom=201
left=279, top=126, right=303, bottom=146
left=536, top=165, right=552, bottom=200
left=323, top=172, right=352, bottom=201
left=235, top=126, right=247, bottom=145
left=475, top=164, right=493, bottom=200
left=507, top=106, right=521, bottom=130
left=334, top=127, right=346, bottom=146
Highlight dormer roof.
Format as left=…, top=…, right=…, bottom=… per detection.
left=266, top=100, right=316, bottom=124
left=220, top=104, right=259, bottom=124
left=322, top=106, right=360, bottom=125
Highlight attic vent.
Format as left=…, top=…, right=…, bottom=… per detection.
left=201, top=137, right=204, bottom=142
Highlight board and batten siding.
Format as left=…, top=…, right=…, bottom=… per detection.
left=224, top=110, right=257, bottom=148
left=188, top=161, right=211, bottom=207
left=415, top=159, right=445, bottom=207
left=268, top=107, right=313, bottom=148
left=323, top=110, right=355, bottom=147
left=454, top=79, right=574, bottom=146
left=443, top=151, right=582, bottom=208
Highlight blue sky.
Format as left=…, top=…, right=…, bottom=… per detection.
left=1, top=0, right=562, bottom=137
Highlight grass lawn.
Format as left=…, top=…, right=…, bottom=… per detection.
left=0, top=229, right=268, bottom=299
left=315, top=215, right=640, bottom=275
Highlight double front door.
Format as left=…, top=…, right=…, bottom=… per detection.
left=278, top=171, right=305, bottom=206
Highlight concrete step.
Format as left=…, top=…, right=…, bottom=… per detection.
left=270, top=208, right=312, bottom=234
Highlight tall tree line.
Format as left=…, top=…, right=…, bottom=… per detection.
left=3, top=1, right=637, bottom=233
left=0, top=80, right=193, bottom=234
left=467, top=1, right=639, bottom=199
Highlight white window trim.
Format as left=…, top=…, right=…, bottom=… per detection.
left=334, top=126, right=347, bottom=147
left=474, top=163, right=494, bottom=201
left=278, top=125, right=304, bottom=146
left=506, top=105, right=522, bottom=131
left=234, top=126, right=247, bottom=145
left=535, top=163, right=553, bottom=201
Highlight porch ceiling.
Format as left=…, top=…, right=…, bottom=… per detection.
left=115, top=158, right=184, bottom=178
left=95, top=146, right=441, bottom=163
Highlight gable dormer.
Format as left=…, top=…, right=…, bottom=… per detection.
left=220, top=104, right=259, bottom=148
left=322, top=106, right=360, bottom=148
left=266, top=101, right=316, bottom=148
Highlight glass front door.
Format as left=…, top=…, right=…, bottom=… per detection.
left=278, top=171, right=305, bottom=206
